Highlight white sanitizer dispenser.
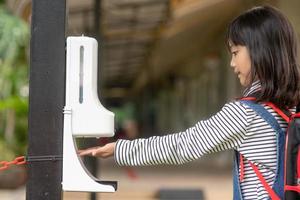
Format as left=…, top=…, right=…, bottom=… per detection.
left=62, top=36, right=117, bottom=192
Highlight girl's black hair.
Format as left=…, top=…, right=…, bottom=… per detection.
left=227, top=5, right=300, bottom=108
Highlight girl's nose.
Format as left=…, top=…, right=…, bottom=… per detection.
left=230, top=57, right=235, bottom=68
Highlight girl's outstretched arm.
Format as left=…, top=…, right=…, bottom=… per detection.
left=81, top=101, right=251, bottom=166
left=113, top=101, right=251, bottom=166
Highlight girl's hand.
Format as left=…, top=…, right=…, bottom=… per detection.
left=78, top=142, right=116, bottom=158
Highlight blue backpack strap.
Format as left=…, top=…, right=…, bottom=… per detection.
left=238, top=100, right=285, bottom=199
left=239, top=100, right=284, bottom=134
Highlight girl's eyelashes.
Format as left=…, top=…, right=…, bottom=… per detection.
left=231, top=50, right=238, bottom=56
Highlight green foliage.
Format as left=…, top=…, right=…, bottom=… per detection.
left=111, top=102, right=137, bottom=128
left=0, top=140, right=15, bottom=161
left=0, top=6, right=29, bottom=160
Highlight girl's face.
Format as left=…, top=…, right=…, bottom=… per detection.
left=229, top=44, right=252, bottom=86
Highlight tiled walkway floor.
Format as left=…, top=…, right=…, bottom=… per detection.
left=0, top=158, right=232, bottom=200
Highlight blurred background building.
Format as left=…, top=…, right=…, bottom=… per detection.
left=1, top=0, right=300, bottom=199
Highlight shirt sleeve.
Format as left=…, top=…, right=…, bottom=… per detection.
left=114, top=101, right=250, bottom=166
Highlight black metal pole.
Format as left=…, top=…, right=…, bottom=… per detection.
left=26, top=0, right=66, bottom=200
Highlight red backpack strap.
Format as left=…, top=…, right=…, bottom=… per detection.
left=249, top=161, right=281, bottom=200
left=239, top=154, right=245, bottom=182
left=239, top=97, right=288, bottom=199
left=264, top=102, right=290, bottom=123
left=240, top=97, right=256, bottom=101
left=240, top=97, right=291, bottom=122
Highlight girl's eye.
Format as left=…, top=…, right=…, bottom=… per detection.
left=231, top=51, right=238, bottom=56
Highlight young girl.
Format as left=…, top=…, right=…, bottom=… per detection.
left=79, top=5, right=300, bottom=199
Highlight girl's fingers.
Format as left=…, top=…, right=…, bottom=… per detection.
left=78, top=148, right=98, bottom=156
left=77, top=142, right=116, bottom=158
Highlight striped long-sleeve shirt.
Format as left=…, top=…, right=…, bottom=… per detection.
left=114, top=81, right=292, bottom=200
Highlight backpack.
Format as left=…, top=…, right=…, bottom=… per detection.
left=238, top=98, right=300, bottom=200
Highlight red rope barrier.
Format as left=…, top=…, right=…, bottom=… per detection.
left=0, top=156, right=26, bottom=171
